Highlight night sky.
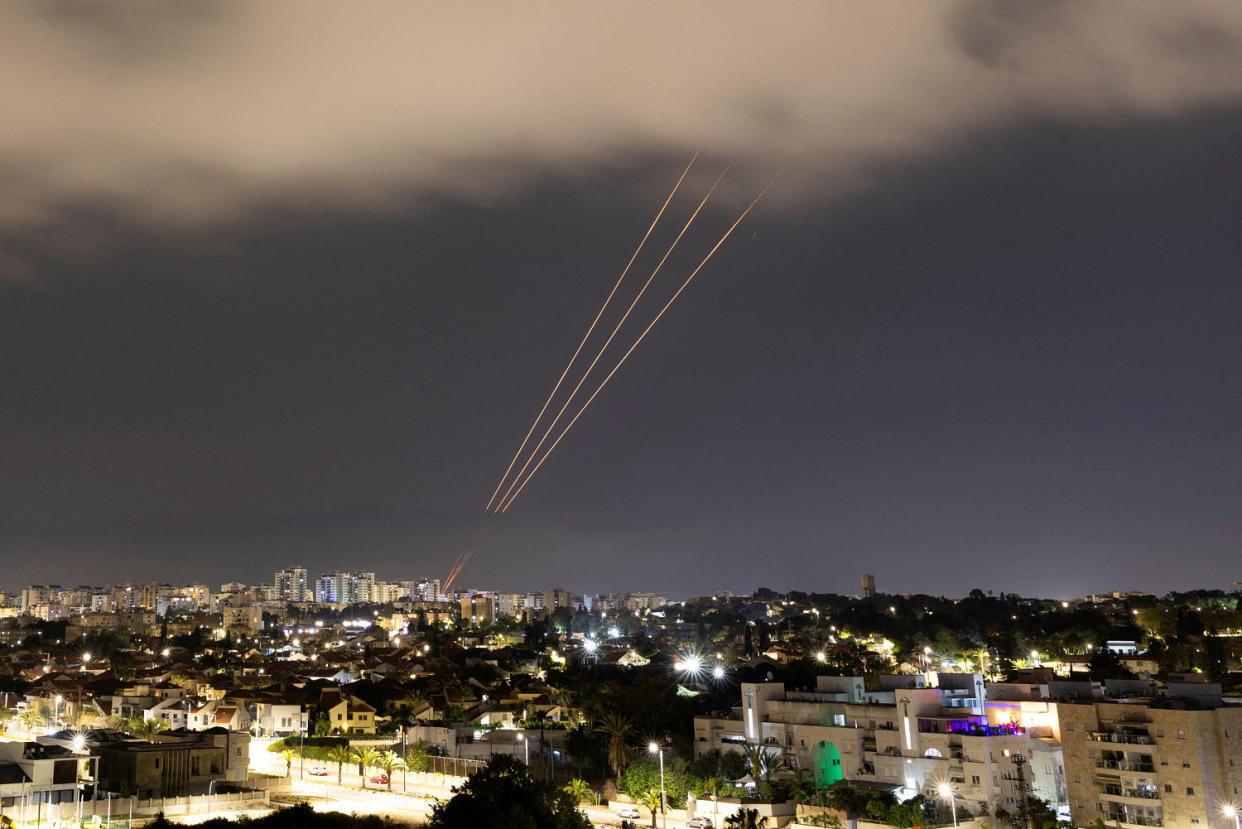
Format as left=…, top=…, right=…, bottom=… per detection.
left=3, top=2, right=1242, bottom=598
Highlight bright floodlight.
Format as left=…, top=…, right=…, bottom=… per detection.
left=583, top=639, right=598, bottom=653
left=72, top=734, right=86, bottom=753
left=1224, top=806, right=1237, bottom=818
left=162, top=648, right=170, bottom=657
left=680, top=655, right=702, bottom=674
left=648, top=742, right=659, bottom=754
left=608, top=626, right=621, bottom=638
left=82, top=652, right=91, bottom=662
left=938, top=783, right=952, bottom=798
left=815, top=651, right=826, bottom=663
left=712, top=665, right=726, bottom=680
left=924, top=646, right=932, bottom=654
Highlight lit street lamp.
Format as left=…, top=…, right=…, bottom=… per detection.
left=1223, top=805, right=1239, bottom=829
left=648, top=742, right=666, bottom=829
left=517, top=734, right=528, bottom=766
left=937, top=782, right=958, bottom=828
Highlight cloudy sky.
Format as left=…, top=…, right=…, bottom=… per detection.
left=3, top=1, right=1242, bottom=598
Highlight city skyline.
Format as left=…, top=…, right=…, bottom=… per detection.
left=3, top=3, right=1242, bottom=597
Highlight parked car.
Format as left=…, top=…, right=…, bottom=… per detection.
left=686, top=819, right=713, bottom=828
left=370, top=774, right=389, bottom=784
left=308, top=766, right=329, bottom=776
left=617, top=807, right=641, bottom=819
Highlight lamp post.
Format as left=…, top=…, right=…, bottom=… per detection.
left=517, top=734, right=528, bottom=766
left=937, top=782, right=958, bottom=828
left=648, top=742, right=666, bottom=829
left=54, top=695, right=63, bottom=730
left=1223, top=805, right=1240, bottom=829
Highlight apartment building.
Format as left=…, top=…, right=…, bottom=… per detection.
left=695, top=675, right=1059, bottom=818
left=461, top=594, right=496, bottom=625
left=1060, top=684, right=1242, bottom=829
left=274, top=567, right=309, bottom=603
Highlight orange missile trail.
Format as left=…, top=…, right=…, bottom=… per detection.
left=443, top=550, right=472, bottom=593
left=497, top=177, right=777, bottom=514
left=482, top=151, right=700, bottom=512
left=491, top=165, right=731, bottom=513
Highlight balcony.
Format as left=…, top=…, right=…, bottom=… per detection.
left=1091, top=732, right=1155, bottom=746
left=1105, top=814, right=1162, bottom=828
left=1095, top=759, right=1156, bottom=773
left=1100, top=784, right=1161, bottom=801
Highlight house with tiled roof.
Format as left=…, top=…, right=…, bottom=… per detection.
left=186, top=699, right=251, bottom=732
left=319, top=689, right=376, bottom=735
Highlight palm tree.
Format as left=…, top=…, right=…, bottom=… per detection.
left=725, top=808, right=768, bottom=828
left=636, top=788, right=663, bottom=829
left=352, top=746, right=380, bottom=788
left=373, top=750, right=405, bottom=792
left=596, top=711, right=635, bottom=776
left=18, top=708, right=46, bottom=736
left=327, top=744, right=353, bottom=784
left=401, top=690, right=429, bottom=717
left=564, top=778, right=595, bottom=805
left=702, top=776, right=728, bottom=824
left=279, top=747, right=299, bottom=777
left=529, top=709, right=550, bottom=780
left=130, top=718, right=169, bottom=742
left=742, top=744, right=778, bottom=785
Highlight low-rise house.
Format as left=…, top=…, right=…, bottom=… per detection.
left=320, top=689, right=376, bottom=735
left=186, top=700, right=251, bottom=732
left=0, top=741, right=94, bottom=811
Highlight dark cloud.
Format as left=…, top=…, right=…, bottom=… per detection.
left=2, top=1, right=1242, bottom=238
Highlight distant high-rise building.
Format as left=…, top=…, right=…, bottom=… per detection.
left=861, top=573, right=876, bottom=598
left=275, top=567, right=308, bottom=603
left=460, top=594, right=495, bottom=625
left=313, top=571, right=377, bottom=605
left=544, top=588, right=573, bottom=613
left=415, top=579, right=441, bottom=602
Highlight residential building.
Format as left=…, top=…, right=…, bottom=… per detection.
left=274, top=567, right=308, bottom=603
left=320, top=689, right=376, bottom=735
left=0, top=741, right=94, bottom=811
left=1061, top=685, right=1242, bottom=829
left=695, top=676, right=1053, bottom=818
left=461, top=594, right=495, bottom=625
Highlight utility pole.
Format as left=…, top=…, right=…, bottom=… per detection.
left=1002, top=750, right=1031, bottom=829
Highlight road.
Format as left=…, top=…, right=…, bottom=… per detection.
left=249, top=740, right=710, bottom=828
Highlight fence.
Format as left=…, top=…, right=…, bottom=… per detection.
left=77, top=790, right=270, bottom=823
left=420, top=754, right=486, bottom=778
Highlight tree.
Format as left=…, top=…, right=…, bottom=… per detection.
left=427, top=755, right=591, bottom=829
left=742, top=744, right=779, bottom=785
left=0, top=708, right=14, bottom=734
left=279, top=747, right=299, bottom=778
left=18, top=708, right=46, bottom=736
left=128, top=718, right=169, bottom=742
left=327, top=745, right=352, bottom=785
left=406, top=742, right=430, bottom=774
left=635, top=788, right=663, bottom=829
left=564, top=778, right=595, bottom=805
left=725, top=808, right=768, bottom=828
left=313, top=714, right=331, bottom=737
left=596, top=711, right=635, bottom=777
left=352, top=746, right=381, bottom=788
left=373, top=750, right=405, bottom=792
